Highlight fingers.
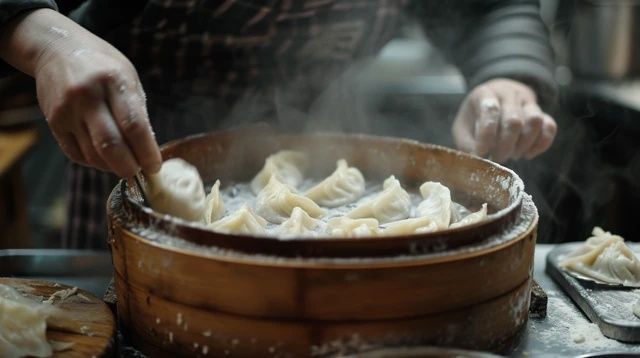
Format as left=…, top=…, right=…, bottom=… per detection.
left=54, top=131, right=86, bottom=166
left=459, top=79, right=558, bottom=163
left=472, top=88, right=501, bottom=157
left=525, top=113, right=557, bottom=159
left=452, top=97, right=476, bottom=154
left=512, top=103, right=544, bottom=159
left=85, top=101, right=141, bottom=177
left=492, top=92, right=524, bottom=163
left=106, top=76, right=162, bottom=174
left=76, top=124, right=111, bottom=172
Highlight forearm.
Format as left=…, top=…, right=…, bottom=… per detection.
left=0, top=8, right=101, bottom=76
left=414, top=0, right=557, bottom=109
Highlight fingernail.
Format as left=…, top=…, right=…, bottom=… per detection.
left=480, top=98, right=500, bottom=115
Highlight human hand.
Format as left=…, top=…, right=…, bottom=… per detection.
left=0, top=8, right=161, bottom=177
left=34, top=42, right=161, bottom=177
left=451, top=78, right=557, bottom=163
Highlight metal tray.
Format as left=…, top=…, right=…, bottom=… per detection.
left=546, top=243, right=640, bottom=343
left=0, top=249, right=112, bottom=297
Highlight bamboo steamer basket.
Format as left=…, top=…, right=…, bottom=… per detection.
left=107, top=127, right=538, bottom=357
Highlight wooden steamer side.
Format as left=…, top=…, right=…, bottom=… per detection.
left=107, top=129, right=538, bottom=356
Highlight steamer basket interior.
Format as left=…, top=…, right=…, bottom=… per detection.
left=120, top=127, right=525, bottom=258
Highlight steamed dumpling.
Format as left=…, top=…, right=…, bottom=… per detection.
left=0, top=284, right=55, bottom=358
left=416, top=181, right=452, bottom=230
left=279, top=207, right=323, bottom=238
left=450, top=202, right=472, bottom=225
left=559, top=227, right=640, bottom=287
left=449, top=203, right=487, bottom=229
left=327, top=217, right=380, bottom=238
left=348, top=175, right=410, bottom=224
left=305, top=159, right=365, bottom=207
left=251, top=150, right=307, bottom=194
left=203, top=180, right=224, bottom=224
left=382, top=217, right=438, bottom=236
left=0, top=284, right=77, bottom=358
left=209, top=204, right=267, bottom=235
left=255, top=176, right=327, bottom=224
left=147, top=158, right=206, bottom=222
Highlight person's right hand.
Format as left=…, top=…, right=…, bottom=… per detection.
left=33, top=38, right=162, bottom=177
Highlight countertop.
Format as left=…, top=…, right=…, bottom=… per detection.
left=513, top=244, right=640, bottom=357
left=2, top=245, right=639, bottom=357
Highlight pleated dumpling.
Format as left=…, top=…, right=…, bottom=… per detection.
left=279, top=207, right=323, bottom=238
left=255, top=176, right=327, bottom=224
left=450, top=202, right=472, bottom=224
left=348, top=175, right=411, bottom=224
left=327, top=217, right=380, bottom=238
left=209, top=204, right=267, bottom=235
left=449, top=203, right=487, bottom=229
left=416, top=182, right=451, bottom=230
left=251, top=150, right=307, bottom=194
left=203, top=180, right=224, bottom=224
left=382, top=217, right=438, bottom=236
left=306, top=159, right=365, bottom=207
left=147, top=158, right=206, bottom=222
left=559, top=227, right=640, bottom=287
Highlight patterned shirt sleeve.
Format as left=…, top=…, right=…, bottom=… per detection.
left=412, top=0, right=558, bottom=110
left=0, top=0, right=59, bottom=77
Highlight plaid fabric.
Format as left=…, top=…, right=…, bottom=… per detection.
left=63, top=0, right=407, bottom=249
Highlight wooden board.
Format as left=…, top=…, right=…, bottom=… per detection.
left=546, top=243, right=640, bottom=343
left=0, top=277, right=115, bottom=357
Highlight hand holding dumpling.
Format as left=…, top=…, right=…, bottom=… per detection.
left=146, top=158, right=206, bottom=222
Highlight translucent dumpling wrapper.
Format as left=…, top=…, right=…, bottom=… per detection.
left=279, top=207, right=323, bottom=238
left=347, top=175, right=411, bottom=224
left=381, top=217, right=438, bottom=236
left=327, top=217, right=380, bottom=238
left=450, top=202, right=472, bottom=225
left=255, top=176, right=327, bottom=224
left=416, top=181, right=452, bottom=230
left=559, top=227, right=640, bottom=287
left=449, top=203, right=488, bottom=229
left=203, top=180, right=224, bottom=224
left=250, top=150, right=307, bottom=194
left=305, top=159, right=365, bottom=207
left=146, top=158, right=206, bottom=222
left=0, top=284, right=76, bottom=358
left=209, top=204, right=267, bottom=235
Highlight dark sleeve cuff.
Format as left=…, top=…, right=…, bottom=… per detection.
left=414, top=0, right=558, bottom=111
left=466, top=58, right=557, bottom=110
left=0, top=0, right=58, bottom=26
left=0, top=0, right=59, bottom=77
left=456, top=2, right=558, bottom=110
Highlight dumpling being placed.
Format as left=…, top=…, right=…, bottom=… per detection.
left=209, top=204, right=267, bottom=235
left=250, top=150, right=307, bottom=194
left=348, top=175, right=411, bottom=224
left=559, top=227, right=640, bottom=287
left=327, top=217, right=380, bottom=238
left=147, top=158, right=206, bottom=222
left=279, top=207, right=323, bottom=238
left=416, top=181, right=452, bottom=230
left=203, top=180, right=224, bottom=224
left=306, top=159, right=365, bottom=207
left=449, top=203, right=488, bottom=229
left=382, top=217, right=438, bottom=236
left=255, top=176, right=327, bottom=224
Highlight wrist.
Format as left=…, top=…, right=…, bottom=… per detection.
left=0, top=8, right=87, bottom=76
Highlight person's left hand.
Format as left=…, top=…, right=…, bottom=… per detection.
left=451, top=78, right=557, bottom=163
